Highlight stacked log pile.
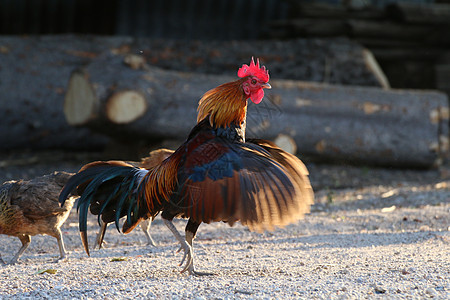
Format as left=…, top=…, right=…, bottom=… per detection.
left=64, top=53, right=449, bottom=168
left=1, top=35, right=448, bottom=168
left=269, top=2, right=450, bottom=92
left=0, top=35, right=385, bottom=152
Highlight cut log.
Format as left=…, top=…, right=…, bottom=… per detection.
left=435, top=63, right=450, bottom=96
left=270, top=18, right=449, bottom=46
left=105, top=90, right=147, bottom=124
left=274, top=134, right=297, bottom=155
left=288, top=2, right=385, bottom=20
left=132, top=38, right=387, bottom=88
left=64, top=69, right=99, bottom=126
left=387, top=3, right=450, bottom=24
left=345, top=20, right=436, bottom=42
left=268, top=80, right=449, bottom=168
left=65, top=78, right=148, bottom=127
left=0, top=36, right=117, bottom=151
left=64, top=54, right=449, bottom=168
left=371, top=47, right=446, bottom=61
left=0, top=35, right=389, bottom=152
left=270, top=19, right=347, bottom=37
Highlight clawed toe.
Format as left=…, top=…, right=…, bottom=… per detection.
left=163, top=219, right=213, bottom=276
left=55, top=257, right=67, bottom=263
left=178, top=242, right=193, bottom=273
left=176, top=242, right=214, bottom=276
left=54, top=254, right=68, bottom=263
left=190, top=269, right=215, bottom=276
left=146, top=237, right=157, bottom=247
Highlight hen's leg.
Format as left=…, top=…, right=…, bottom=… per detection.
left=95, top=221, right=108, bottom=249
left=141, top=219, right=157, bottom=247
left=54, top=228, right=68, bottom=262
left=10, top=235, right=31, bottom=264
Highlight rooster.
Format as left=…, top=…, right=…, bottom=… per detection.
left=0, top=172, right=77, bottom=264
left=60, top=58, right=314, bottom=275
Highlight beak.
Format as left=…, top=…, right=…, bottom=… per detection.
left=262, top=83, right=271, bottom=89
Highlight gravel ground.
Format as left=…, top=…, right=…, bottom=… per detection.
left=0, top=151, right=448, bottom=299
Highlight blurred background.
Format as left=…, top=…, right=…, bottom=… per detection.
left=1, top=0, right=449, bottom=90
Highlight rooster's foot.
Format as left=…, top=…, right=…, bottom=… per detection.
left=146, top=235, right=157, bottom=247
left=188, top=267, right=215, bottom=276
left=176, top=245, right=214, bottom=276
left=54, top=256, right=67, bottom=263
left=177, top=240, right=194, bottom=273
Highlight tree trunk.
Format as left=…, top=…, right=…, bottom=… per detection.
left=64, top=54, right=449, bottom=168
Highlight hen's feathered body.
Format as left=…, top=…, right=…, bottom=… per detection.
left=60, top=58, right=313, bottom=275
left=0, top=172, right=76, bottom=264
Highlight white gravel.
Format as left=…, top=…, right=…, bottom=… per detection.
left=0, top=172, right=448, bottom=299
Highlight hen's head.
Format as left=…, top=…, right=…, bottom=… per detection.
left=238, top=57, right=271, bottom=104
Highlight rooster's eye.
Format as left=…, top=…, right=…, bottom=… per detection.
left=251, top=79, right=257, bottom=85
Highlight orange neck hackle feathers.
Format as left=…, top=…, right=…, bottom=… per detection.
left=197, top=78, right=248, bottom=128
left=197, top=58, right=271, bottom=128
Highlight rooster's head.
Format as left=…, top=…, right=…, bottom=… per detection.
left=238, top=57, right=271, bottom=104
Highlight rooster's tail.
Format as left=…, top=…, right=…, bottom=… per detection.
left=59, top=161, right=155, bottom=255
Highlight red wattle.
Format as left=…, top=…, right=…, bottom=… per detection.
left=250, top=89, right=264, bottom=104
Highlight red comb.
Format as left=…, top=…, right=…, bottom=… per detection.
left=237, top=57, right=269, bottom=83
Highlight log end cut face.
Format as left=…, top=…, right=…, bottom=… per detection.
left=64, top=70, right=98, bottom=126
left=106, top=90, right=147, bottom=124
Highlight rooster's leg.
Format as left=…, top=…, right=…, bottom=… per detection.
left=185, top=219, right=215, bottom=276
left=10, top=235, right=31, bottom=264
left=163, top=218, right=193, bottom=273
left=185, top=218, right=199, bottom=247
left=141, top=219, right=157, bottom=247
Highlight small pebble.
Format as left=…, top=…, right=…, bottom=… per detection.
left=425, top=287, right=438, bottom=298
left=374, top=286, right=386, bottom=294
